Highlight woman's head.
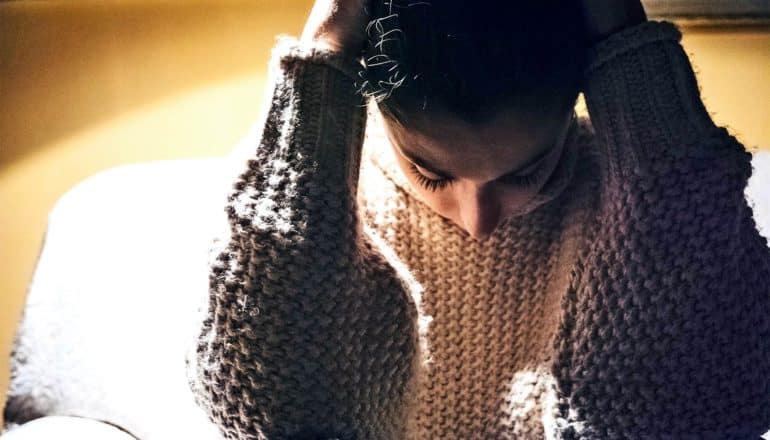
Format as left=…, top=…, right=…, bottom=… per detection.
left=359, top=0, right=587, bottom=240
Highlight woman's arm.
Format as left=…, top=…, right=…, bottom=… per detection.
left=551, top=14, right=770, bottom=440
left=185, top=36, right=428, bottom=440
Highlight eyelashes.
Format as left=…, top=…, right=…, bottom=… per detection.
left=498, top=164, right=548, bottom=187
left=408, top=162, right=453, bottom=192
left=407, top=161, right=547, bottom=192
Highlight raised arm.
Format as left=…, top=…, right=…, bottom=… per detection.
left=184, top=23, right=429, bottom=440
left=551, top=10, right=770, bottom=440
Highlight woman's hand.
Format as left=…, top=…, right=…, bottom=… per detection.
left=300, top=0, right=371, bottom=57
left=581, top=0, right=647, bottom=43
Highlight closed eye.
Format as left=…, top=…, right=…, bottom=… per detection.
left=408, top=162, right=453, bottom=192
left=497, top=152, right=552, bottom=187
left=408, top=159, right=547, bottom=192
left=498, top=165, right=546, bottom=187
left=400, top=139, right=558, bottom=192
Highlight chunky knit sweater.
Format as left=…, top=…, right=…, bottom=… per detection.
left=186, top=21, right=770, bottom=439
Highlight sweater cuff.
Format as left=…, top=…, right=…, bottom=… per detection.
left=268, top=36, right=368, bottom=193
left=583, top=21, right=722, bottom=177
left=272, top=35, right=365, bottom=82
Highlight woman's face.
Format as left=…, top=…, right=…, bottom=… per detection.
left=380, top=100, right=574, bottom=241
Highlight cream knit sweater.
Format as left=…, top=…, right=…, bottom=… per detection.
left=186, top=21, right=770, bottom=439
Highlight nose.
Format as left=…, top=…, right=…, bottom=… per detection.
left=457, top=185, right=501, bottom=241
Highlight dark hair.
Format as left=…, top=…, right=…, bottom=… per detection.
left=358, top=0, right=588, bottom=126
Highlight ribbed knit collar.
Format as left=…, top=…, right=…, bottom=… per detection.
left=361, top=111, right=582, bottom=220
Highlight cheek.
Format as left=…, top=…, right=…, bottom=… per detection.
left=498, top=186, right=541, bottom=218
left=415, top=189, right=457, bottom=218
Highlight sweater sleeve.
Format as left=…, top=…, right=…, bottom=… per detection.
left=551, top=21, right=770, bottom=439
left=185, top=37, right=427, bottom=440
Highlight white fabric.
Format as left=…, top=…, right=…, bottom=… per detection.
left=2, top=416, right=136, bottom=440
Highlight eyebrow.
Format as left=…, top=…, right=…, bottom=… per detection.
left=399, top=142, right=555, bottom=180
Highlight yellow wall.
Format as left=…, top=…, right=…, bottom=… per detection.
left=1, top=0, right=769, bottom=426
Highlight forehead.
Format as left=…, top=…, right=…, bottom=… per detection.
left=380, top=103, right=571, bottom=181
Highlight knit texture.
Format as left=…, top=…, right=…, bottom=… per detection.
left=187, top=22, right=770, bottom=439
left=186, top=37, right=430, bottom=440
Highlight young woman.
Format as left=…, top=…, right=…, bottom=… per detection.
left=187, top=0, right=770, bottom=438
